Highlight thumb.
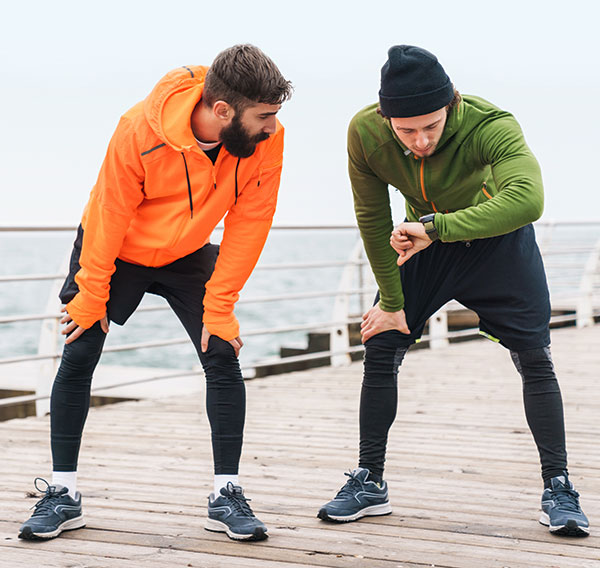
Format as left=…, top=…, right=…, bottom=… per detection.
left=201, top=327, right=209, bottom=353
left=397, top=248, right=416, bottom=266
left=100, top=316, right=109, bottom=334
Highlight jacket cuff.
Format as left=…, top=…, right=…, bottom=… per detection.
left=65, top=296, right=105, bottom=330
left=202, top=312, right=240, bottom=342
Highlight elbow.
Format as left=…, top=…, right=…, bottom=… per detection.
left=520, top=194, right=544, bottom=224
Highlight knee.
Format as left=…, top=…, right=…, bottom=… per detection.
left=201, top=336, right=243, bottom=385
left=510, top=346, right=555, bottom=376
left=57, top=328, right=105, bottom=376
left=363, top=338, right=408, bottom=387
left=510, top=346, right=559, bottom=390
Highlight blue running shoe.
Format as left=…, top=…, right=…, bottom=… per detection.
left=318, top=468, right=392, bottom=522
left=540, top=474, right=590, bottom=537
left=205, top=482, right=268, bottom=541
left=19, top=478, right=85, bottom=540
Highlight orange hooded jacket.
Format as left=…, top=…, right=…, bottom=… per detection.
left=66, top=65, right=284, bottom=341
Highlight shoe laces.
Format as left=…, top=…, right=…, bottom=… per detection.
left=550, top=484, right=582, bottom=513
left=30, top=478, right=69, bottom=517
left=223, top=482, right=256, bottom=518
left=335, top=470, right=365, bottom=499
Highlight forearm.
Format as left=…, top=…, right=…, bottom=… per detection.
left=436, top=179, right=543, bottom=242
left=203, top=215, right=272, bottom=340
left=352, top=178, right=404, bottom=311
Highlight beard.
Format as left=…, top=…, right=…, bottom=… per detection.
left=220, top=114, right=270, bottom=158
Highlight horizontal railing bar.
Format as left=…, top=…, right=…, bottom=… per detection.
left=0, top=318, right=364, bottom=365
left=544, top=264, right=595, bottom=269
left=2, top=311, right=599, bottom=408
left=0, top=313, right=61, bottom=324
left=0, top=227, right=78, bottom=232
left=0, top=287, right=379, bottom=324
left=0, top=261, right=371, bottom=285
left=2, top=221, right=600, bottom=232
left=2, top=248, right=596, bottom=285
left=0, top=346, right=365, bottom=407
left=0, top=352, right=58, bottom=365
left=3, top=305, right=597, bottom=369
left=0, top=225, right=361, bottom=233
left=0, top=274, right=66, bottom=283
left=238, top=288, right=377, bottom=305
left=254, top=260, right=369, bottom=270
left=541, top=248, right=597, bottom=255
left=101, top=318, right=363, bottom=352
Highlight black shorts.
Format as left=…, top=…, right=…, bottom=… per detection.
left=59, top=225, right=219, bottom=325
left=386, top=224, right=551, bottom=351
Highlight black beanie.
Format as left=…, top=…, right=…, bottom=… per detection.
left=379, top=45, right=454, bottom=118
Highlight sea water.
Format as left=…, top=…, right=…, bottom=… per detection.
left=1, top=223, right=599, bottom=372
left=0, top=228, right=360, bottom=371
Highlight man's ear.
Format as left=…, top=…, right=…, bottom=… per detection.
left=213, top=100, right=234, bottom=121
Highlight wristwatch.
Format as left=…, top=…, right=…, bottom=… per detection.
left=419, top=213, right=439, bottom=241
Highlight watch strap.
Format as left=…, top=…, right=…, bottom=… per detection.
left=419, top=213, right=439, bottom=242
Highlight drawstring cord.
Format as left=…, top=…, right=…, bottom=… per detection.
left=181, top=152, right=193, bottom=219
left=181, top=152, right=241, bottom=218
left=234, top=157, right=240, bottom=205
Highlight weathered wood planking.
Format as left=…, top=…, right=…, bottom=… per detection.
left=1, top=325, right=599, bottom=567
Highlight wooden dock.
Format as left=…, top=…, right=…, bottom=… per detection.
left=1, top=324, right=599, bottom=567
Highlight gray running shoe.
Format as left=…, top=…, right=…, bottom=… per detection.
left=19, top=478, right=85, bottom=540
left=318, top=467, right=392, bottom=522
left=205, top=482, right=268, bottom=541
left=540, top=474, right=590, bottom=537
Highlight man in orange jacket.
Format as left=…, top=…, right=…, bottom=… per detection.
left=19, top=44, right=292, bottom=542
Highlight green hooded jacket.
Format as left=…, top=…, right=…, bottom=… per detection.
left=349, top=95, right=544, bottom=312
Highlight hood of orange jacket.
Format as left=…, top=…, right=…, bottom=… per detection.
left=144, top=65, right=207, bottom=152
left=67, top=65, right=285, bottom=341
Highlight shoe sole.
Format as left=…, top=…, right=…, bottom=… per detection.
left=205, top=518, right=268, bottom=541
left=539, top=513, right=589, bottom=537
left=18, top=516, right=86, bottom=540
left=318, top=502, right=392, bottom=523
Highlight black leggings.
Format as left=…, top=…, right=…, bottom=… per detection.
left=51, top=320, right=245, bottom=475
left=358, top=331, right=567, bottom=482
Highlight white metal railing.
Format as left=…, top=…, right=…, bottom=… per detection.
left=1, top=222, right=600, bottom=416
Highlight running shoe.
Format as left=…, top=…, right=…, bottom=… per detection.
left=540, top=473, right=590, bottom=536
left=19, top=478, right=85, bottom=540
left=318, top=467, right=392, bottom=522
left=206, top=482, right=268, bottom=541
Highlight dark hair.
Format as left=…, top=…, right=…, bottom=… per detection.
left=446, top=89, right=461, bottom=112
left=203, top=44, right=293, bottom=113
left=377, top=88, right=461, bottom=118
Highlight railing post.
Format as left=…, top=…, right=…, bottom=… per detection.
left=330, top=238, right=364, bottom=367
left=35, top=253, right=70, bottom=416
left=576, top=238, right=600, bottom=328
left=429, top=307, right=449, bottom=349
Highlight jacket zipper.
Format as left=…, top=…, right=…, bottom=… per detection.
left=481, top=181, right=492, bottom=199
left=416, top=156, right=438, bottom=212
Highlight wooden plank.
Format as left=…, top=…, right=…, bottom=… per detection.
left=0, top=325, right=598, bottom=568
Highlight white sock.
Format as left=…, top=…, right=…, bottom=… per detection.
left=214, top=474, right=239, bottom=497
left=52, top=471, right=77, bottom=499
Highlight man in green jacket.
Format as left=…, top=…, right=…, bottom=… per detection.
left=318, top=45, right=589, bottom=537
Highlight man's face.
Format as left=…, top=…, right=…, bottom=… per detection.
left=390, top=107, right=448, bottom=158
left=220, top=102, right=281, bottom=158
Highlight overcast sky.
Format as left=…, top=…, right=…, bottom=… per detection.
left=2, top=0, right=599, bottom=227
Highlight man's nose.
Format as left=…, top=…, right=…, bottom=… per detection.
left=263, top=116, right=277, bottom=135
left=414, top=131, right=429, bottom=149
